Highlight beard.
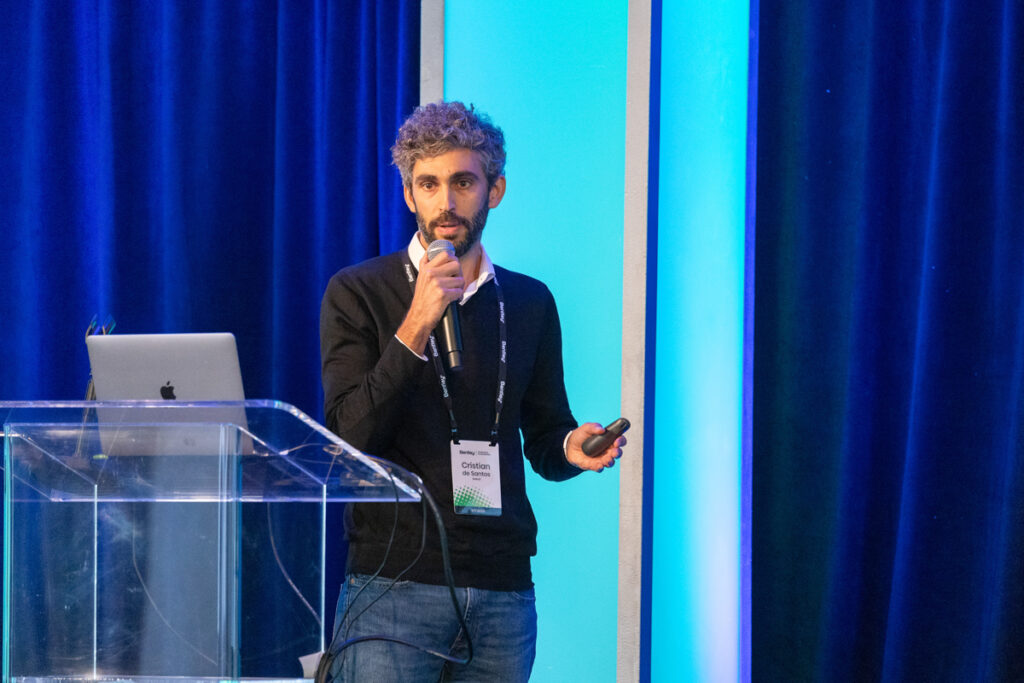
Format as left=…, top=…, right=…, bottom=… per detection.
left=416, top=202, right=490, bottom=257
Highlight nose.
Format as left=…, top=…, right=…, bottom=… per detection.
left=439, top=183, right=456, bottom=211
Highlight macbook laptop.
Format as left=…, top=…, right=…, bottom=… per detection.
left=86, top=332, right=246, bottom=401
left=84, top=333, right=250, bottom=460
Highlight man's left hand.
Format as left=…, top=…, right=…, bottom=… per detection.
left=566, top=423, right=626, bottom=472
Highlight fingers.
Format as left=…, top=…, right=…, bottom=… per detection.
left=412, top=252, right=463, bottom=321
left=418, top=251, right=464, bottom=303
left=398, top=252, right=465, bottom=351
left=582, top=451, right=617, bottom=472
left=569, top=422, right=604, bottom=451
left=568, top=424, right=627, bottom=473
left=593, top=435, right=627, bottom=470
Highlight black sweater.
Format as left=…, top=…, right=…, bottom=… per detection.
left=320, top=250, right=580, bottom=591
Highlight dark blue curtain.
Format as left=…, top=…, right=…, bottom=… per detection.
left=754, top=0, right=1024, bottom=680
left=1, top=0, right=418, bottom=410
left=1, top=0, right=418, bottom=675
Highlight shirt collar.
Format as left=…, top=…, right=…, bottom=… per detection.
left=406, top=233, right=496, bottom=304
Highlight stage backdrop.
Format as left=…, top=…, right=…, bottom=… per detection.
left=1, top=0, right=419, bottom=673
left=753, top=0, right=1024, bottom=680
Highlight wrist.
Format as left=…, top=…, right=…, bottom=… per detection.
left=396, top=316, right=431, bottom=355
left=564, top=430, right=584, bottom=470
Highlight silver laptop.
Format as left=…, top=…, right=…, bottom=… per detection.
left=85, top=333, right=249, bottom=459
left=86, top=332, right=246, bottom=401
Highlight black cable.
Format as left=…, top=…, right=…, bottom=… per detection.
left=341, top=495, right=428, bottom=640
left=315, top=465, right=473, bottom=682
left=315, top=464, right=403, bottom=683
left=342, top=473, right=474, bottom=665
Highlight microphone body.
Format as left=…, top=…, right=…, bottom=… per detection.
left=426, top=239, right=464, bottom=371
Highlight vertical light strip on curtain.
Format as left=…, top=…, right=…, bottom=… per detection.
left=742, top=3, right=759, bottom=678
left=620, top=0, right=655, bottom=680
left=419, top=0, right=444, bottom=104
left=652, top=0, right=750, bottom=680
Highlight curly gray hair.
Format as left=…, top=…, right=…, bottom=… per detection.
left=391, top=101, right=506, bottom=188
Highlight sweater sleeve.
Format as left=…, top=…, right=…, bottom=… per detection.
left=320, top=269, right=425, bottom=454
left=519, top=285, right=581, bottom=482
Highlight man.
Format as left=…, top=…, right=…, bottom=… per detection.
left=319, top=101, right=625, bottom=681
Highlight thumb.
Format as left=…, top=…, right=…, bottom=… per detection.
left=570, top=422, right=603, bottom=448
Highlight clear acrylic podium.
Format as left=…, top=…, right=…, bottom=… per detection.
left=2, top=400, right=419, bottom=682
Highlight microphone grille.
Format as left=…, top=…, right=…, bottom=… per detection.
left=426, top=239, right=456, bottom=261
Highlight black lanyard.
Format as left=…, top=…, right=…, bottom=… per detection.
left=403, top=257, right=508, bottom=446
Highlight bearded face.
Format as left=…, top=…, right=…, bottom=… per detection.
left=403, top=148, right=505, bottom=258
left=415, top=201, right=490, bottom=257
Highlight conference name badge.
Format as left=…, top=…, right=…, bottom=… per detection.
left=451, top=440, right=502, bottom=516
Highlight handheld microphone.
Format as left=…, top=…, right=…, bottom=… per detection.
left=426, top=239, right=464, bottom=371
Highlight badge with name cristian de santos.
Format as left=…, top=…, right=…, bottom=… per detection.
left=451, top=440, right=502, bottom=516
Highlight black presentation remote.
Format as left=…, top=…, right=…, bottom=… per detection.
left=581, top=417, right=631, bottom=456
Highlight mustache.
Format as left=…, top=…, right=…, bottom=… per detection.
left=428, top=211, right=472, bottom=230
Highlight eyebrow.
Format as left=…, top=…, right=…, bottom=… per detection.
left=413, top=170, right=481, bottom=184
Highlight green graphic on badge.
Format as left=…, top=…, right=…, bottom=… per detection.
left=454, top=486, right=493, bottom=508
left=451, top=440, right=502, bottom=516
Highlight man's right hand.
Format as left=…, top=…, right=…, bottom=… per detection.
left=396, top=249, right=464, bottom=356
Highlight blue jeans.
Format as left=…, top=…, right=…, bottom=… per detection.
left=327, top=573, right=537, bottom=682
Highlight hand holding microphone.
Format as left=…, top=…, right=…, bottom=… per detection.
left=426, top=239, right=464, bottom=371
left=395, top=239, right=465, bottom=369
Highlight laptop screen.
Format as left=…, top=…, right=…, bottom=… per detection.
left=85, top=332, right=246, bottom=401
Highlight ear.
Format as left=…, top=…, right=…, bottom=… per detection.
left=488, top=176, right=506, bottom=209
left=403, top=183, right=417, bottom=213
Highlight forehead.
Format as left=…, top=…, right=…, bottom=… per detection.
left=411, top=148, right=486, bottom=179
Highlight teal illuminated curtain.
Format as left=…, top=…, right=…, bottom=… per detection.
left=754, top=0, right=1024, bottom=679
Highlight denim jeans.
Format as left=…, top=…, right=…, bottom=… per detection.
left=327, top=573, right=537, bottom=682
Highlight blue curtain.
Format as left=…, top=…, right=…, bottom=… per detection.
left=1, top=0, right=419, bottom=411
left=754, top=0, right=1024, bottom=679
left=1, top=0, right=418, bottom=674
